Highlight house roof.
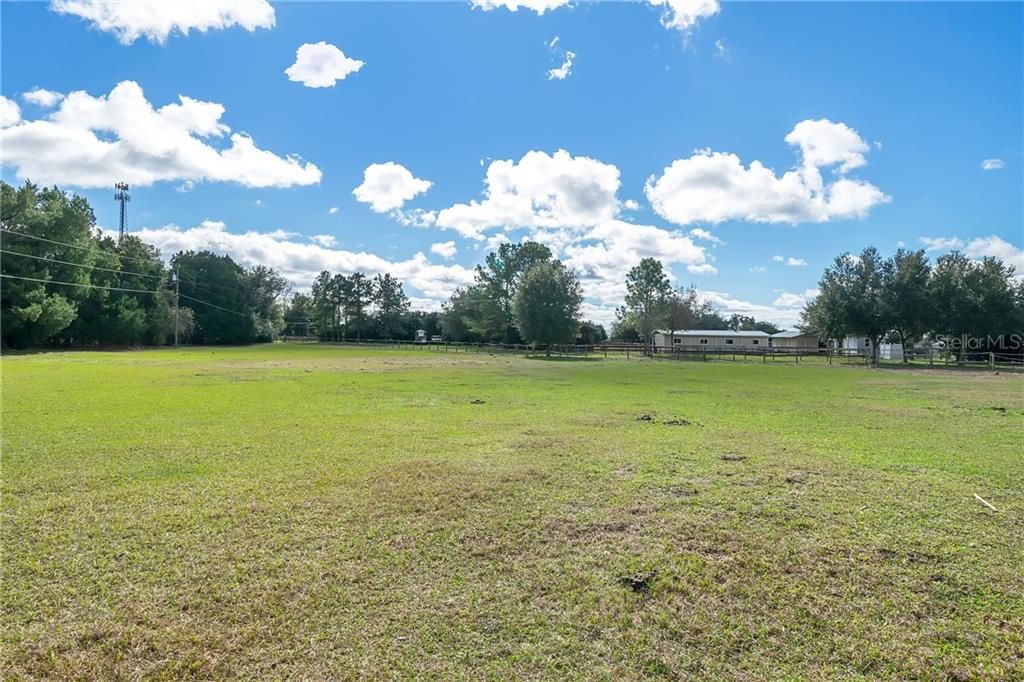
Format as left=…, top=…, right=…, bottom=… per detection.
left=656, top=329, right=771, bottom=338
left=770, top=330, right=817, bottom=338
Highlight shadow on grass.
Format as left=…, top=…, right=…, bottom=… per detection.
left=523, top=354, right=604, bottom=362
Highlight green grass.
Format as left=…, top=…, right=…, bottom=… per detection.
left=2, top=344, right=1022, bottom=679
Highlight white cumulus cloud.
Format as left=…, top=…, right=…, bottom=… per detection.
left=430, top=241, right=458, bottom=259
left=648, top=0, right=720, bottom=33
left=688, top=228, right=723, bottom=244
left=557, top=220, right=711, bottom=304
left=0, top=96, right=21, bottom=127
left=918, top=236, right=964, bottom=252
left=434, top=149, right=622, bottom=238
left=328, top=206, right=339, bottom=215
left=980, top=158, right=1005, bottom=171
left=772, top=288, right=820, bottom=308
left=0, top=81, right=321, bottom=188
left=918, top=235, right=1022, bottom=272
left=645, top=118, right=889, bottom=226
left=22, top=88, right=64, bottom=108
left=310, top=234, right=337, bottom=248
left=772, top=255, right=805, bottom=266
left=285, top=41, right=364, bottom=88
left=50, top=0, right=275, bottom=45
left=699, top=288, right=815, bottom=328
left=353, top=162, right=433, bottom=213
left=471, top=0, right=571, bottom=14
left=121, top=220, right=477, bottom=302
left=964, top=235, right=1024, bottom=270
left=687, top=263, right=718, bottom=274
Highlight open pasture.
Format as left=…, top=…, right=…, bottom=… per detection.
left=2, top=345, right=1022, bottom=679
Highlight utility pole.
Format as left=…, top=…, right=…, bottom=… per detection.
left=114, top=182, right=130, bottom=241
left=173, top=269, right=180, bottom=348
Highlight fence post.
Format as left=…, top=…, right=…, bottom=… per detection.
left=990, top=352, right=995, bottom=370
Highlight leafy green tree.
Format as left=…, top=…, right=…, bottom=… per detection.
left=372, top=273, right=410, bottom=339
left=619, top=258, right=672, bottom=354
left=310, top=271, right=336, bottom=339
left=610, top=317, right=641, bottom=342
left=171, top=250, right=255, bottom=344
left=283, top=293, right=315, bottom=337
left=928, top=253, right=1019, bottom=359
left=577, top=320, right=608, bottom=344
left=513, top=261, right=582, bottom=354
left=67, top=235, right=171, bottom=345
left=441, top=285, right=487, bottom=342
left=927, top=252, right=978, bottom=359
left=806, top=248, right=890, bottom=363
left=1, top=181, right=98, bottom=347
left=402, top=310, right=442, bottom=340
left=881, top=248, right=932, bottom=361
left=343, top=272, right=373, bottom=340
left=245, top=265, right=288, bottom=341
left=726, top=313, right=781, bottom=335
left=473, top=241, right=553, bottom=342
left=971, top=257, right=1019, bottom=340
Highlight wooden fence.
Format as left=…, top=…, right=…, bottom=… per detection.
left=279, top=337, right=1022, bottom=370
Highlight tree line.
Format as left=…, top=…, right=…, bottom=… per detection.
left=1, top=181, right=288, bottom=348
left=803, top=246, right=1023, bottom=362
left=5, top=182, right=1021, bottom=355
left=284, top=271, right=430, bottom=341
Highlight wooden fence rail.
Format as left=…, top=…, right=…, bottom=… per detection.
left=279, top=337, right=1023, bottom=369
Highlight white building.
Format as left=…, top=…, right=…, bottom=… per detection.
left=768, top=330, right=822, bottom=348
left=654, top=329, right=770, bottom=350
left=836, top=336, right=904, bottom=359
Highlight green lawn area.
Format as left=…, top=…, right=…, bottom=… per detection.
left=2, top=344, right=1022, bottom=679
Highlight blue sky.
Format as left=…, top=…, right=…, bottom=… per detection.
left=2, top=0, right=1021, bottom=325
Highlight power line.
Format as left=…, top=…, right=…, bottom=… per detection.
left=0, top=273, right=162, bottom=296
left=176, top=272, right=244, bottom=297
left=179, top=293, right=249, bottom=317
left=0, top=228, right=157, bottom=266
left=0, top=273, right=247, bottom=318
left=2, top=228, right=248, bottom=298
left=0, top=248, right=166, bottom=281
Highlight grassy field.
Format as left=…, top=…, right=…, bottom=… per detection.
left=2, top=345, right=1022, bottom=679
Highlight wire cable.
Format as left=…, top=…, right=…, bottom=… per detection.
left=0, top=228, right=158, bottom=266
left=0, top=273, right=162, bottom=295
left=0, top=273, right=247, bottom=318
left=178, top=293, right=249, bottom=317
left=1, top=248, right=166, bottom=281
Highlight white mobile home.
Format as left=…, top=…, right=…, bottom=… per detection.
left=654, top=330, right=770, bottom=350
left=769, top=330, right=822, bottom=348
